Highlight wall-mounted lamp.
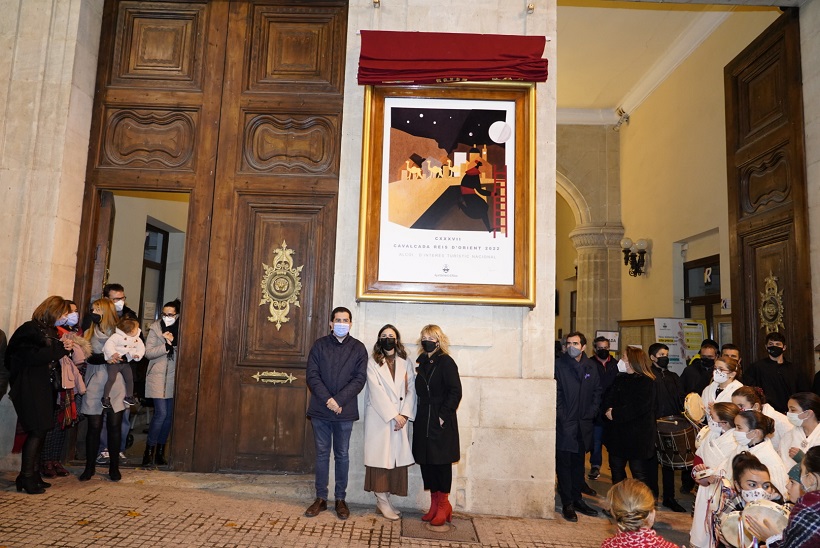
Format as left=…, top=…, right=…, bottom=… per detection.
left=620, top=237, right=649, bottom=277
left=373, top=0, right=380, bottom=7
left=527, top=3, right=535, bottom=14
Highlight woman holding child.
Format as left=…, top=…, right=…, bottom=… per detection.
left=79, top=298, right=128, bottom=482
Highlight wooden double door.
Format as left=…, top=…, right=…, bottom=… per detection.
left=74, top=0, right=348, bottom=472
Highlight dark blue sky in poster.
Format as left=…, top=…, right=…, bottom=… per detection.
left=391, top=107, right=507, bottom=152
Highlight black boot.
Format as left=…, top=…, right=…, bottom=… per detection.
left=155, top=444, right=168, bottom=466
left=142, top=444, right=156, bottom=467
left=81, top=414, right=103, bottom=481
left=79, top=463, right=96, bottom=481
left=15, top=474, right=45, bottom=495
left=109, top=451, right=121, bottom=482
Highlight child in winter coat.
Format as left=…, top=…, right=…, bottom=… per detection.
left=101, top=317, right=143, bottom=407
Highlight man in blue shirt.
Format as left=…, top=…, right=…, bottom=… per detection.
left=304, top=307, right=368, bottom=520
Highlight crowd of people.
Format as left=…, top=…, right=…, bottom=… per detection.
left=556, top=330, right=820, bottom=547
left=1, top=283, right=180, bottom=491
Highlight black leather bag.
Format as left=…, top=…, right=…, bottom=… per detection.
left=48, top=361, right=62, bottom=391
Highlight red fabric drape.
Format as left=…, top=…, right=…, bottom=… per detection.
left=358, top=31, right=549, bottom=85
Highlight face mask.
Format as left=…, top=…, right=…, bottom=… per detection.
left=65, top=312, right=79, bottom=327
left=90, top=312, right=102, bottom=324
left=162, top=316, right=177, bottom=327
left=55, top=317, right=67, bottom=327
left=616, top=359, right=628, bottom=373
left=595, top=348, right=610, bottom=360
left=380, top=338, right=396, bottom=351
left=713, top=369, right=729, bottom=384
left=566, top=346, right=582, bottom=359
left=701, top=357, right=715, bottom=368
left=767, top=346, right=784, bottom=358
left=656, top=357, right=669, bottom=368
left=733, top=431, right=752, bottom=446
left=708, top=417, right=722, bottom=433
left=801, top=473, right=817, bottom=492
left=114, top=300, right=125, bottom=312
left=787, top=411, right=806, bottom=427
left=332, top=323, right=350, bottom=338
left=421, top=340, right=438, bottom=353
left=741, top=488, right=774, bottom=503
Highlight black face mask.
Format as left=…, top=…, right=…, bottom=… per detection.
left=380, top=338, right=396, bottom=351
left=595, top=348, right=610, bottom=360
left=767, top=346, right=784, bottom=358
left=656, top=357, right=670, bottom=368
left=700, top=357, right=715, bottom=368
left=421, top=340, right=438, bottom=353
left=90, top=312, right=102, bottom=324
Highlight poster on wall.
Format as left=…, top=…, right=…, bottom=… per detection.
left=653, top=318, right=707, bottom=375
left=356, top=84, right=535, bottom=305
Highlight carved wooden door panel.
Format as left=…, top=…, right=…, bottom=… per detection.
left=193, top=1, right=347, bottom=472
left=725, top=9, right=814, bottom=380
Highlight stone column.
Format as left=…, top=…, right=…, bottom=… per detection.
left=569, top=223, right=625, bottom=340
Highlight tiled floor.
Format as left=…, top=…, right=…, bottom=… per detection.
left=0, top=466, right=694, bottom=548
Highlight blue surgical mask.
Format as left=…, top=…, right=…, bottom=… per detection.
left=55, top=317, right=68, bottom=327
left=65, top=312, right=79, bottom=327
left=333, top=323, right=350, bottom=338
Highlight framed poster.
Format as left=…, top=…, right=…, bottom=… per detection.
left=356, top=83, right=536, bottom=305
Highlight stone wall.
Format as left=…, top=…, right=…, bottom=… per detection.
left=335, top=0, right=559, bottom=518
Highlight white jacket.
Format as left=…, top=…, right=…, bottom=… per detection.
left=363, top=355, right=417, bottom=469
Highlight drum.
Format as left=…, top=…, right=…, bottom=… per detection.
left=656, top=415, right=697, bottom=469
left=743, top=500, right=789, bottom=542
left=684, top=392, right=705, bottom=427
left=719, top=511, right=748, bottom=548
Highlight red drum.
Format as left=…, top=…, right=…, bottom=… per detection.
left=656, top=415, right=697, bottom=469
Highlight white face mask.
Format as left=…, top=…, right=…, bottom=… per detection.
left=713, top=369, right=729, bottom=384
left=114, top=300, right=125, bottom=312
left=787, top=411, right=806, bottom=427
left=162, top=316, right=177, bottom=327
left=801, top=473, right=818, bottom=492
left=741, top=488, right=775, bottom=503
left=616, top=359, right=628, bottom=373
left=733, top=430, right=751, bottom=446
left=708, top=417, right=723, bottom=433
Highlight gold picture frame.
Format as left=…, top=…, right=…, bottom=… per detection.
left=356, top=83, right=536, bottom=306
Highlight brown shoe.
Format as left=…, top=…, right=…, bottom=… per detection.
left=304, top=498, right=327, bottom=517
left=335, top=499, right=350, bottom=520
left=52, top=461, right=71, bottom=477
left=41, top=461, right=57, bottom=478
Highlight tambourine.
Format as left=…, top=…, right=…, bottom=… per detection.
left=684, top=392, right=705, bottom=426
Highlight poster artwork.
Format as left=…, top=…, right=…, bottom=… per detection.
left=377, top=97, right=516, bottom=285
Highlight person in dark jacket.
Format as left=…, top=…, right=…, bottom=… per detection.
left=646, top=343, right=687, bottom=512
left=744, top=332, right=810, bottom=413
left=0, top=329, right=8, bottom=400
left=603, top=346, right=657, bottom=489
left=6, top=296, right=73, bottom=494
left=556, top=331, right=602, bottom=522
left=589, top=335, right=618, bottom=481
left=413, top=324, right=462, bottom=527
left=680, top=339, right=719, bottom=397
left=304, top=306, right=367, bottom=521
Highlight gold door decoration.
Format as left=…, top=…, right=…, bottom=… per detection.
left=759, top=271, right=785, bottom=334
left=251, top=371, right=297, bottom=384
left=260, top=240, right=303, bottom=330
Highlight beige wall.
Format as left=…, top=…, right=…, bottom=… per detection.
left=619, top=9, right=779, bottom=320
left=555, top=194, right=577, bottom=337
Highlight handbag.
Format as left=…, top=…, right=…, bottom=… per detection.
left=48, top=361, right=62, bottom=391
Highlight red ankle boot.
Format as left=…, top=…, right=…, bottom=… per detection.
left=430, top=492, right=452, bottom=526
left=421, top=491, right=439, bottom=521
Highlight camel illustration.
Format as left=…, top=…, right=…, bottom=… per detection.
left=405, top=160, right=422, bottom=180
left=425, top=159, right=443, bottom=179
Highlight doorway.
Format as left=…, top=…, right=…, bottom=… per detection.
left=74, top=0, right=348, bottom=473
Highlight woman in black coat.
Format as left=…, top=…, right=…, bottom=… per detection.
left=413, top=324, right=462, bottom=527
left=603, top=346, right=657, bottom=486
left=6, top=296, right=73, bottom=494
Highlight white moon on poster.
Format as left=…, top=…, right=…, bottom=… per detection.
left=488, top=121, right=512, bottom=143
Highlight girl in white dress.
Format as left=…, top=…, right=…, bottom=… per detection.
left=780, top=392, right=820, bottom=472
left=733, top=410, right=789, bottom=495
left=731, top=385, right=793, bottom=452
left=690, top=402, right=742, bottom=548
left=701, top=357, right=743, bottom=413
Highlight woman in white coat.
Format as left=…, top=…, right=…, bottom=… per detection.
left=731, top=386, right=792, bottom=453
left=732, top=410, right=789, bottom=495
left=701, top=356, right=742, bottom=413
left=363, top=324, right=417, bottom=520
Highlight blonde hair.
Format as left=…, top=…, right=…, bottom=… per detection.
left=606, top=479, right=655, bottom=532
left=417, top=324, right=450, bottom=355
left=85, top=298, right=118, bottom=340
left=626, top=346, right=655, bottom=380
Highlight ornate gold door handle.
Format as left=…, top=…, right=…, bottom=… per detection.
left=260, top=240, right=303, bottom=330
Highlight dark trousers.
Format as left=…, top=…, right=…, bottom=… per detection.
left=556, top=449, right=585, bottom=506
left=420, top=463, right=453, bottom=493
left=609, top=453, right=655, bottom=487
left=648, top=455, right=693, bottom=500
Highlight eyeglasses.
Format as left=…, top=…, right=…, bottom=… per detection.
left=161, top=313, right=177, bottom=318
left=111, top=296, right=126, bottom=302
